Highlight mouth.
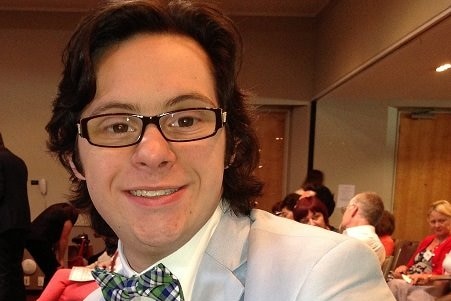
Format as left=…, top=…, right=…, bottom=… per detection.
left=130, top=188, right=179, bottom=198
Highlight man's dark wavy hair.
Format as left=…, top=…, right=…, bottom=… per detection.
left=46, top=0, right=263, bottom=236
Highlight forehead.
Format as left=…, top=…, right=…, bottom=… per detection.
left=429, top=210, right=449, bottom=220
left=86, top=33, right=216, bottom=115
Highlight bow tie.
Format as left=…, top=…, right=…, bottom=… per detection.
left=92, top=263, right=184, bottom=301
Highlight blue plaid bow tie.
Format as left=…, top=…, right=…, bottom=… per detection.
left=92, top=263, right=184, bottom=301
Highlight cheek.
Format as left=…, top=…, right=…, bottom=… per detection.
left=82, top=153, right=116, bottom=180
left=342, top=213, right=349, bottom=223
left=79, top=146, right=123, bottom=196
left=187, top=135, right=226, bottom=175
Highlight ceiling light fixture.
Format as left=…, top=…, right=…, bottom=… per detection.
left=435, top=63, right=451, bottom=72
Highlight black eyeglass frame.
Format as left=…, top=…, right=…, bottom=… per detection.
left=77, top=107, right=227, bottom=148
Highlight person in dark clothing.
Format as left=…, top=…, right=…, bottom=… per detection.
left=302, top=169, right=325, bottom=187
left=25, top=202, right=79, bottom=287
left=0, top=132, right=31, bottom=301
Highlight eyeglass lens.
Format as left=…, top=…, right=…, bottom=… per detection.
left=80, top=108, right=223, bottom=147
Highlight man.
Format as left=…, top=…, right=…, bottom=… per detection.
left=46, top=1, right=395, bottom=300
left=340, top=191, right=386, bottom=264
left=0, top=132, right=31, bottom=301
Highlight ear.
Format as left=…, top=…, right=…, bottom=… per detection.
left=350, top=205, right=358, bottom=217
left=68, top=155, right=86, bottom=180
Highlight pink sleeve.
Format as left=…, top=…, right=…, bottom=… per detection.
left=37, top=269, right=99, bottom=301
left=37, top=269, right=72, bottom=301
left=59, top=281, right=99, bottom=301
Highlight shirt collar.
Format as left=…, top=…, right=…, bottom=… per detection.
left=117, top=204, right=223, bottom=301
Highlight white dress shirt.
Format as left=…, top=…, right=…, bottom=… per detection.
left=84, top=205, right=222, bottom=301
left=343, top=225, right=386, bottom=264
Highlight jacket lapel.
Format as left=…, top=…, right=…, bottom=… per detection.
left=191, top=210, right=250, bottom=301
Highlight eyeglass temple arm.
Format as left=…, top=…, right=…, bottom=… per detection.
left=222, top=111, right=227, bottom=124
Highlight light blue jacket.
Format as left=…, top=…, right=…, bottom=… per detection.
left=191, top=209, right=395, bottom=301
left=86, top=209, right=395, bottom=301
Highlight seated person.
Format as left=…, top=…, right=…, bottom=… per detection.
left=296, top=183, right=336, bottom=217
left=292, top=195, right=337, bottom=231
left=340, top=192, right=386, bottom=264
left=376, top=210, right=396, bottom=257
left=388, top=200, right=451, bottom=301
left=271, top=193, right=299, bottom=220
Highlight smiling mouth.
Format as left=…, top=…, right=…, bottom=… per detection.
left=130, top=188, right=178, bottom=197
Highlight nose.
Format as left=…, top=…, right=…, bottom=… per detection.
left=131, top=124, right=176, bottom=170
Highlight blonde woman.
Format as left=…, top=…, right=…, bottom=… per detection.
left=389, top=200, right=451, bottom=301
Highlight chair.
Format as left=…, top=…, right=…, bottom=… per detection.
left=391, top=239, right=419, bottom=270
left=381, top=256, right=394, bottom=280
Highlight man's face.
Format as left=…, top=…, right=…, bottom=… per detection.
left=75, top=34, right=226, bottom=270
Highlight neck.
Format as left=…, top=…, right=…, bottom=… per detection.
left=348, top=217, right=370, bottom=227
left=436, top=235, right=448, bottom=242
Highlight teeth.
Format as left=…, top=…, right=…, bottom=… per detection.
left=130, top=188, right=177, bottom=197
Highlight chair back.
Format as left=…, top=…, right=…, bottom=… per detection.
left=381, top=256, right=394, bottom=280
left=392, top=239, right=419, bottom=269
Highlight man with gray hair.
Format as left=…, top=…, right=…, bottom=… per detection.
left=340, top=191, right=386, bottom=264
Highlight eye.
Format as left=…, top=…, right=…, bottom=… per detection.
left=175, top=116, right=195, bottom=127
left=165, top=110, right=206, bottom=129
left=94, top=115, right=139, bottom=135
left=110, top=123, right=131, bottom=133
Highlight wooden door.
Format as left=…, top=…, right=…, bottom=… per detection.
left=252, top=109, right=288, bottom=212
left=393, top=111, right=451, bottom=241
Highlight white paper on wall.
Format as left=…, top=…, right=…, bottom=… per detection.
left=336, top=184, right=355, bottom=208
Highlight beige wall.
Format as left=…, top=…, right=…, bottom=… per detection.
left=235, top=16, right=315, bottom=101
left=234, top=15, right=313, bottom=193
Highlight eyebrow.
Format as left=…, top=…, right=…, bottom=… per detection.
left=88, top=102, right=137, bottom=116
left=86, top=93, right=217, bottom=117
left=167, top=93, right=216, bottom=107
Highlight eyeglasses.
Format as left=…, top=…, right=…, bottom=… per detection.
left=77, top=107, right=227, bottom=147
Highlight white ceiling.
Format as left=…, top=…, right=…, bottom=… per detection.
left=0, top=0, right=449, bottom=102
